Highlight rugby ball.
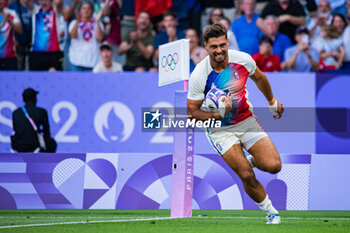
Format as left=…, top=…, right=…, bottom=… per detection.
left=205, top=87, right=226, bottom=112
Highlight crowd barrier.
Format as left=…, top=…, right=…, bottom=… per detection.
left=0, top=153, right=349, bottom=210
left=0, top=71, right=349, bottom=154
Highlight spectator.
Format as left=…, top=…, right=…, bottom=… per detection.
left=29, top=0, right=63, bottom=70
left=0, top=0, right=22, bottom=70
left=332, top=13, right=347, bottom=35
left=102, top=0, right=124, bottom=65
left=308, top=0, right=333, bottom=44
left=332, top=13, right=350, bottom=67
left=62, top=0, right=101, bottom=70
left=260, top=0, right=306, bottom=44
left=314, top=24, right=345, bottom=70
left=201, top=0, right=236, bottom=29
left=316, top=0, right=347, bottom=16
left=118, top=11, right=155, bottom=71
left=232, top=0, right=263, bottom=55
left=8, top=0, right=38, bottom=70
left=68, top=3, right=104, bottom=71
left=253, top=35, right=281, bottom=72
left=208, top=8, right=224, bottom=25
left=154, top=11, right=185, bottom=61
left=93, top=42, right=122, bottom=72
left=284, top=26, right=319, bottom=71
left=219, top=16, right=239, bottom=50
left=11, top=88, right=57, bottom=153
left=264, top=15, right=292, bottom=61
left=185, top=28, right=207, bottom=73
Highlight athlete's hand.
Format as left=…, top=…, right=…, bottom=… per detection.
left=269, top=99, right=284, bottom=119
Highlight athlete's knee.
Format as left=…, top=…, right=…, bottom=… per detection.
left=267, top=160, right=281, bottom=174
left=240, top=170, right=258, bottom=186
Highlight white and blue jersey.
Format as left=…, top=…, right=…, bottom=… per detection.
left=188, top=50, right=257, bottom=126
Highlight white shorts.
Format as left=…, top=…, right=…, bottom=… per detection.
left=206, top=117, right=268, bottom=156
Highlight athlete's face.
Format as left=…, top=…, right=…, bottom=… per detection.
left=205, top=35, right=229, bottom=64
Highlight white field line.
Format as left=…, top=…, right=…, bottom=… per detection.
left=0, top=216, right=173, bottom=229
left=1, top=215, right=350, bottom=229
left=0, top=216, right=150, bottom=219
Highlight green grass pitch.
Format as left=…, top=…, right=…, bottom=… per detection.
left=0, top=209, right=349, bottom=233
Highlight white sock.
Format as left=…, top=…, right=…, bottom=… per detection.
left=257, top=195, right=278, bottom=216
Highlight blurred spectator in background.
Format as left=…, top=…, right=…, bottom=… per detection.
left=101, top=0, right=124, bottom=65
left=8, top=0, right=38, bottom=70
left=201, top=0, right=236, bottom=29
left=11, top=88, right=56, bottom=153
left=93, top=42, right=122, bottom=72
left=314, top=24, right=345, bottom=71
left=232, top=0, right=263, bottom=55
left=260, top=0, right=306, bottom=44
left=208, top=8, right=224, bottom=25
left=253, top=35, right=281, bottom=71
left=154, top=11, right=185, bottom=61
left=298, top=0, right=317, bottom=25
left=308, top=0, right=332, bottom=44
left=62, top=0, right=101, bottom=70
left=347, top=0, right=350, bottom=21
left=185, top=28, right=207, bottom=73
left=0, top=0, right=22, bottom=70
left=68, top=2, right=104, bottom=71
left=284, top=26, right=319, bottom=71
left=29, top=0, right=62, bottom=71
left=263, top=15, right=292, bottom=61
left=118, top=11, right=155, bottom=71
left=318, top=0, right=347, bottom=16
left=331, top=13, right=348, bottom=67
left=220, top=16, right=239, bottom=50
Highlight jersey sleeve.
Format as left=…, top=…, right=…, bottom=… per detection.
left=235, top=50, right=257, bottom=76
left=187, top=59, right=207, bottom=100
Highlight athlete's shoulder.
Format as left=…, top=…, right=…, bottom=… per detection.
left=228, top=50, right=256, bottom=75
left=190, top=55, right=211, bottom=79
left=228, top=50, right=254, bottom=62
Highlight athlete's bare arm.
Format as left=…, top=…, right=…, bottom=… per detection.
left=250, top=67, right=284, bottom=119
left=187, top=95, right=232, bottom=121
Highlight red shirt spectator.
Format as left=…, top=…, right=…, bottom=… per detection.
left=252, top=35, right=281, bottom=72
left=253, top=53, right=281, bottom=72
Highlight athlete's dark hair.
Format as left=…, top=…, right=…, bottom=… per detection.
left=203, top=23, right=227, bottom=43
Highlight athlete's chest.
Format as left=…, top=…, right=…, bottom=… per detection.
left=204, top=63, right=249, bottom=95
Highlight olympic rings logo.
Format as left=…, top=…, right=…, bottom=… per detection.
left=161, top=52, right=179, bottom=72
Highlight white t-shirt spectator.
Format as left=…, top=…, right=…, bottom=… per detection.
left=68, top=19, right=103, bottom=68
left=93, top=61, right=123, bottom=73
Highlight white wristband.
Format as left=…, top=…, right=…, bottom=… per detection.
left=269, top=99, right=278, bottom=116
left=218, top=96, right=226, bottom=118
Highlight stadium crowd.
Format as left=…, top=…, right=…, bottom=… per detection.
left=0, top=0, right=350, bottom=73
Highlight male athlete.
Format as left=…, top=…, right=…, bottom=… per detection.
left=187, top=23, right=284, bottom=224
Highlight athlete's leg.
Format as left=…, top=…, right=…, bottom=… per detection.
left=247, top=136, right=281, bottom=174
left=222, top=143, right=266, bottom=203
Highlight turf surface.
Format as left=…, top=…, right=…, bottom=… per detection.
left=0, top=209, right=349, bottom=233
